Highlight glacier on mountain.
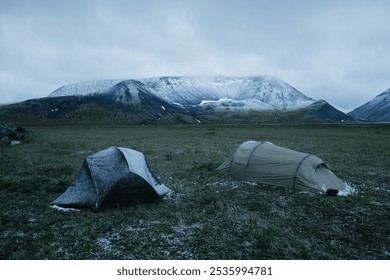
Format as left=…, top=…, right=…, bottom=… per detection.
left=48, top=75, right=315, bottom=111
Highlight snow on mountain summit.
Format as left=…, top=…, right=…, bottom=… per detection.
left=49, top=79, right=124, bottom=97
left=48, top=75, right=315, bottom=110
left=142, top=75, right=314, bottom=109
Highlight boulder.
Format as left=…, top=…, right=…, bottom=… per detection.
left=0, top=124, right=26, bottom=145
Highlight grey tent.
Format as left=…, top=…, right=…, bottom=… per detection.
left=51, top=147, right=170, bottom=210
left=217, top=141, right=346, bottom=194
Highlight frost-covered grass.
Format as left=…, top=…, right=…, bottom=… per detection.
left=0, top=124, right=389, bottom=259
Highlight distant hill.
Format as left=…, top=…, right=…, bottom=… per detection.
left=0, top=75, right=355, bottom=125
left=348, top=89, right=390, bottom=122
left=296, top=100, right=355, bottom=123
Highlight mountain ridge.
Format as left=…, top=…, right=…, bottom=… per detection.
left=49, top=75, right=315, bottom=111
left=348, top=88, right=390, bottom=122
left=0, top=75, right=356, bottom=125
left=49, top=79, right=124, bottom=97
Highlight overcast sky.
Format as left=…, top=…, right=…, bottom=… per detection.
left=1, top=0, right=389, bottom=112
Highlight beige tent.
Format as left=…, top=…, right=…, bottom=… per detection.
left=217, top=141, right=346, bottom=194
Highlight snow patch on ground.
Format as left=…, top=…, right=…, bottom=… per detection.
left=96, top=237, right=112, bottom=252
left=338, top=182, right=357, bottom=196
left=159, top=221, right=202, bottom=258
left=50, top=205, right=80, bottom=212
left=73, top=150, right=93, bottom=155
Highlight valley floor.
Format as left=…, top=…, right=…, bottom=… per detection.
left=0, top=124, right=389, bottom=259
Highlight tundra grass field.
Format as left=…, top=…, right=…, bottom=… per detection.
left=0, top=124, right=389, bottom=259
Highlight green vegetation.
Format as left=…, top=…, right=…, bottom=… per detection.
left=0, top=124, right=389, bottom=259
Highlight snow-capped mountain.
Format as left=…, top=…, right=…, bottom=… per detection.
left=348, top=88, right=390, bottom=122
left=0, top=79, right=200, bottom=125
left=50, top=79, right=124, bottom=97
left=48, top=75, right=315, bottom=110
left=101, top=80, right=149, bottom=106
left=0, top=75, right=355, bottom=125
left=1, top=75, right=354, bottom=125
left=142, top=76, right=315, bottom=110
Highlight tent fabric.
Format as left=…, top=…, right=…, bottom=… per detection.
left=217, top=141, right=346, bottom=194
left=51, top=147, right=170, bottom=210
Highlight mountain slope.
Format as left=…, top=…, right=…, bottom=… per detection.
left=49, top=79, right=124, bottom=97
left=298, top=100, right=355, bottom=123
left=194, top=99, right=354, bottom=124
left=49, top=75, right=315, bottom=110
left=142, top=76, right=315, bottom=109
left=0, top=80, right=203, bottom=125
left=0, top=75, right=356, bottom=125
left=348, top=89, right=390, bottom=122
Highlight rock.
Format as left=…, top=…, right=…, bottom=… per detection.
left=0, top=124, right=26, bottom=145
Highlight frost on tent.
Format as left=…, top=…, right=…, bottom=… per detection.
left=50, top=147, right=171, bottom=210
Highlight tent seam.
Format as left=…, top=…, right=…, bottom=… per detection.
left=85, top=159, right=100, bottom=209
left=292, top=154, right=314, bottom=189
left=230, top=142, right=249, bottom=174
left=117, top=147, right=151, bottom=183
left=246, top=141, right=266, bottom=167
left=244, top=141, right=268, bottom=179
left=116, top=147, right=130, bottom=169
